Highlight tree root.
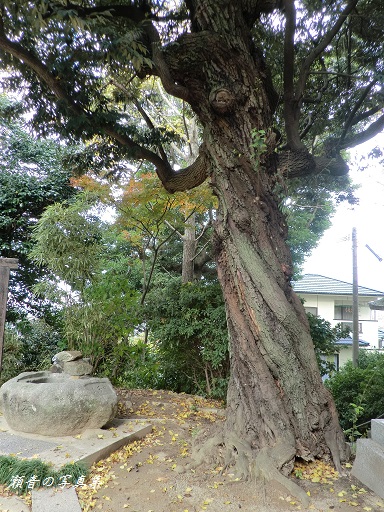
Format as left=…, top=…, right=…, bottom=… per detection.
left=252, top=441, right=310, bottom=507
left=322, top=391, right=351, bottom=475
left=184, top=428, right=310, bottom=507
left=182, top=431, right=224, bottom=472
left=324, top=426, right=350, bottom=475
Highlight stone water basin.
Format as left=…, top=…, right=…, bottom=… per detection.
left=0, top=371, right=118, bottom=436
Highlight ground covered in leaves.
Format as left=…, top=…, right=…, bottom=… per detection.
left=72, top=388, right=383, bottom=512
left=1, top=388, right=382, bottom=511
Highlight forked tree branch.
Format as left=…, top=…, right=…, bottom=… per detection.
left=0, top=14, right=207, bottom=193
left=296, top=0, right=359, bottom=100
left=339, top=79, right=378, bottom=144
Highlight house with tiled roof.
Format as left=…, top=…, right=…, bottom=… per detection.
left=293, top=274, right=384, bottom=368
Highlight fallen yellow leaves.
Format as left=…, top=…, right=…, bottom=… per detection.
left=200, top=497, right=213, bottom=510
left=208, top=481, right=224, bottom=489
left=145, top=454, right=158, bottom=464
left=294, top=460, right=339, bottom=484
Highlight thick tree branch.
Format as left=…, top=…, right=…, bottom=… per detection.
left=160, top=147, right=209, bottom=192
left=283, top=0, right=303, bottom=150
left=44, top=1, right=191, bottom=102
left=339, top=79, right=378, bottom=144
left=352, top=105, right=382, bottom=125
left=142, top=21, right=190, bottom=103
left=277, top=150, right=348, bottom=178
left=0, top=15, right=207, bottom=194
left=0, top=28, right=82, bottom=116
left=296, top=0, right=359, bottom=100
left=339, top=113, right=384, bottom=150
left=0, top=22, right=156, bottom=160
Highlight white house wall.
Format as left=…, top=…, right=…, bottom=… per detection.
left=298, top=293, right=379, bottom=347
left=338, top=346, right=354, bottom=367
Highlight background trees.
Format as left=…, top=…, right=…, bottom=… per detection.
left=0, top=95, right=75, bottom=322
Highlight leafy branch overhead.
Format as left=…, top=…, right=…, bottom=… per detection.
left=0, top=0, right=382, bottom=191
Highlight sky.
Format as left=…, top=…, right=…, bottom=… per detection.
left=303, top=134, right=384, bottom=293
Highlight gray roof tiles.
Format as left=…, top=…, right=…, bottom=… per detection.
left=293, top=273, right=384, bottom=297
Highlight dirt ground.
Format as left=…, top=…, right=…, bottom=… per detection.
left=68, top=388, right=383, bottom=512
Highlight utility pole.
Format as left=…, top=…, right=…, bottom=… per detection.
left=352, top=227, right=359, bottom=367
left=0, top=258, right=19, bottom=373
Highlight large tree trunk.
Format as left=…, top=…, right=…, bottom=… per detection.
left=170, top=0, right=348, bottom=501
left=212, top=147, right=347, bottom=471
left=187, top=125, right=348, bottom=503
left=198, top=121, right=348, bottom=501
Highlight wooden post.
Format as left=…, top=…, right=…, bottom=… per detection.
left=0, top=258, right=19, bottom=373
left=352, top=228, right=359, bottom=368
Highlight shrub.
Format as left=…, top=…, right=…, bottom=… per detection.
left=326, top=350, right=384, bottom=435
left=98, top=338, right=162, bottom=389
left=1, top=319, right=63, bottom=386
left=143, top=277, right=230, bottom=399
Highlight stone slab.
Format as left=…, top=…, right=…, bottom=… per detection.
left=371, top=418, right=384, bottom=447
left=32, top=487, right=81, bottom=512
left=351, top=438, right=384, bottom=499
left=0, top=494, right=30, bottom=512
left=0, top=414, right=151, bottom=469
left=0, top=413, right=151, bottom=512
left=0, top=432, right=56, bottom=458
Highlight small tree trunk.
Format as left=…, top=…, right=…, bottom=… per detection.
left=181, top=212, right=197, bottom=284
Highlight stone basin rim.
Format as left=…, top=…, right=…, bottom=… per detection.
left=15, top=371, right=109, bottom=384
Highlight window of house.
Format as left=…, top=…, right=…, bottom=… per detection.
left=305, top=307, right=318, bottom=315
left=321, top=353, right=339, bottom=381
left=334, top=305, right=353, bottom=320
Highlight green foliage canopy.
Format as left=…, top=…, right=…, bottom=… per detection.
left=0, top=0, right=382, bottom=181
left=0, top=95, right=75, bottom=320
